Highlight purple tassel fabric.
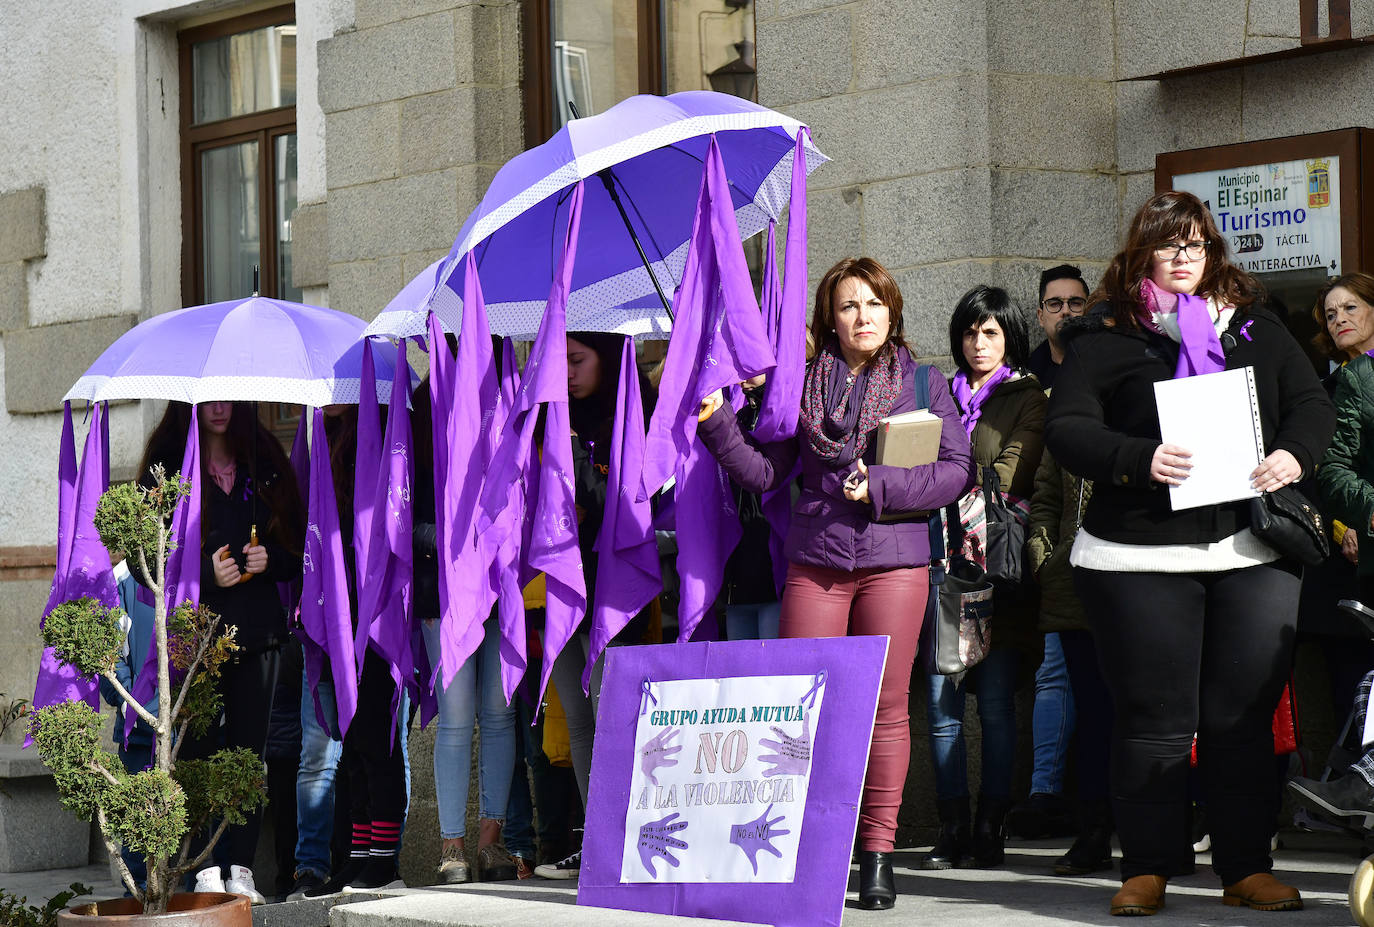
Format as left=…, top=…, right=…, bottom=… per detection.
left=480, top=181, right=588, bottom=705
left=299, top=407, right=359, bottom=736
left=584, top=337, right=661, bottom=688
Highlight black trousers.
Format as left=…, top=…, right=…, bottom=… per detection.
left=181, top=646, right=280, bottom=871
left=1074, top=561, right=1299, bottom=884
left=341, top=649, right=407, bottom=829
left=1059, top=629, right=1112, bottom=804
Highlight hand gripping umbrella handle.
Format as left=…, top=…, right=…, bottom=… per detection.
left=221, top=525, right=259, bottom=584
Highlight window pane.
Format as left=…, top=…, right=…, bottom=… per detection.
left=192, top=24, right=297, bottom=125
left=201, top=140, right=260, bottom=303
left=275, top=132, right=301, bottom=302
left=552, top=0, right=640, bottom=128
left=663, top=2, right=755, bottom=100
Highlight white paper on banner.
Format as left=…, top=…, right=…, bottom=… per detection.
left=621, top=673, right=826, bottom=884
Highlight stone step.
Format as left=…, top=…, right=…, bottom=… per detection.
left=326, top=883, right=757, bottom=927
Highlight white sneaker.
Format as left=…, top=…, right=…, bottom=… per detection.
left=225, top=865, right=267, bottom=905
left=193, top=866, right=225, bottom=893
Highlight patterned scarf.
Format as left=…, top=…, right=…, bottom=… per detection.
left=801, top=339, right=903, bottom=463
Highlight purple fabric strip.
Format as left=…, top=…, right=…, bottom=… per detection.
left=584, top=337, right=661, bottom=689
left=279, top=412, right=310, bottom=612
left=1173, top=292, right=1227, bottom=377
left=479, top=181, right=589, bottom=707
left=353, top=345, right=382, bottom=679
left=299, top=407, right=358, bottom=736
left=364, top=345, right=417, bottom=739
left=638, top=135, right=777, bottom=503
left=435, top=254, right=501, bottom=690
left=31, top=404, right=114, bottom=743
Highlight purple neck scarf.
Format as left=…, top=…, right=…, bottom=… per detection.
left=1140, top=278, right=1227, bottom=378
left=951, top=364, right=1015, bottom=437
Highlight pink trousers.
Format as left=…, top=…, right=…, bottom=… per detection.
left=780, top=562, right=928, bottom=852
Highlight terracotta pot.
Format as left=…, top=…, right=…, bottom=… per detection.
left=57, top=892, right=250, bottom=926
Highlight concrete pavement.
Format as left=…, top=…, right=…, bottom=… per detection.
left=1, top=830, right=1367, bottom=926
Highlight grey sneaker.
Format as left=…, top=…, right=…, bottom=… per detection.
left=1288, top=774, right=1374, bottom=822
left=437, top=844, right=470, bottom=884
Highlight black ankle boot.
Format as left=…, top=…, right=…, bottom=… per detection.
left=921, top=797, right=971, bottom=870
left=858, top=851, right=895, bottom=910
left=1054, top=800, right=1114, bottom=876
left=972, top=796, right=1011, bottom=868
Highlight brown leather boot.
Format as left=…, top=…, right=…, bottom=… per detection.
left=1222, top=873, right=1303, bottom=911
left=1110, top=875, right=1167, bottom=916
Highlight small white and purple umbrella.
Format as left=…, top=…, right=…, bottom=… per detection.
left=66, top=296, right=410, bottom=407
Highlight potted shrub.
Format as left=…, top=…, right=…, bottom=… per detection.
left=31, top=466, right=264, bottom=922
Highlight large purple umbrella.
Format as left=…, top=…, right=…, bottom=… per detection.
left=364, top=91, right=826, bottom=340
left=66, top=296, right=408, bottom=406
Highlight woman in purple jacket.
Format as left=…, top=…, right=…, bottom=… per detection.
left=698, top=256, right=973, bottom=910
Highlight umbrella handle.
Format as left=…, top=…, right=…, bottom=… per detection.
left=234, top=525, right=259, bottom=585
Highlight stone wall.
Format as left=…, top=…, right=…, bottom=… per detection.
left=301, top=0, right=525, bottom=321
left=755, top=0, right=1115, bottom=367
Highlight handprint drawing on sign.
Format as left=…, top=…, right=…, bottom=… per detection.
left=640, top=726, right=682, bottom=785
left=729, top=803, right=791, bottom=875
left=637, top=812, right=689, bottom=877
left=758, top=714, right=811, bottom=778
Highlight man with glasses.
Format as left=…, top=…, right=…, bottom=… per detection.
left=1027, top=264, right=1091, bottom=389
left=1007, top=264, right=1091, bottom=844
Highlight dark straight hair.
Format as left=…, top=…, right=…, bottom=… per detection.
left=947, top=285, right=1031, bottom=376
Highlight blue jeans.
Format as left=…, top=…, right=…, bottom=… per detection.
left=422, top=616, right=516, bottom=839
left=117, top=741, right=153, bottom=891
left=294, top=670, right=341, bottom=879
left=724, top=601, right=782, bottom=641
left=925, top=647, right=1019, bottom=801
left=503, top=697, right=540, bottom=861
left=1029, top=631, right=1076, bottom=795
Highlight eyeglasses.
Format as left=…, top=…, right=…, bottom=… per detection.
left=1041, top=297, right=1086, bottom=314
left=1154, top=240, right=1208, bottom=261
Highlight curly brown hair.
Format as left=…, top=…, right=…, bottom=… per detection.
left=1310, top=272, right=1374, bottom=360
left=1091, top=191, right=1262, bottom=328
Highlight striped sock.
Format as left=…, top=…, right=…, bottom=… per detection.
left=351, top=822, right=373, bottom=860
left=370, top=820, right=402, bottom=857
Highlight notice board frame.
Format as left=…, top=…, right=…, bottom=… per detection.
left=1155, top=127, right=1374, bottom=275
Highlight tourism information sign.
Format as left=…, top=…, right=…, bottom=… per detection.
left=1173, top=156, right=1341, bottom=275
left=578, top=636, right=888, bottom=927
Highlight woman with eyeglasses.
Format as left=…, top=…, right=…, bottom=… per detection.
left=1045, top=191, right=1333, bottom=917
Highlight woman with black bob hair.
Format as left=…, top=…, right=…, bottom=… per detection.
left=920, top=285, right=1046, bottom=872
left=137, top=400, right=305, bottom=902
left=1045, top=191, right=1333, bottom=916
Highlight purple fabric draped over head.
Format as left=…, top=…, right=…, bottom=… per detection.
left=755, top=134, right=810, bottom=595
left=362, top=344, right=417, bottom=732
left=279, top=413, right=309, bottom=611
left=31, top=403, right=116, bottom=739
left=490, top=336, right=530, bottom=704
left=353, top=346, right=382, bottom=679
left=638, top=135, right=777, bottom=502
left=432, top=254, right=501, bottom=690
left=635, top=136, right=775, bottom=642
left=584, top=337, right=661, bottom=689
left=480, top=180, right=587, bottom=705
left=124, top=403, right=200, bottom=744
left=298, top=407, right=358, bottom=736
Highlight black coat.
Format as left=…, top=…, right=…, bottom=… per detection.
left=1045, top=303, right=1334, bottom=546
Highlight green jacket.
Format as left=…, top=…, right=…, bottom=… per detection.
left=1027, top=443, right=1092, bottom=633
left=958, top=371, right=1047, bottom=686
left=1317, top=353, right=1374, bottom=576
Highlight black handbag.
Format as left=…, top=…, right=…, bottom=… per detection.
left=921, top=509, right=995, bottom=677
left=1250, top=485, right=1329, bottom=567
left=980, top=466, right=1030, bottom=590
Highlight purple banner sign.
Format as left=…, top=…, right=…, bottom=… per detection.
left=579, top=635, right=887, bottom=927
